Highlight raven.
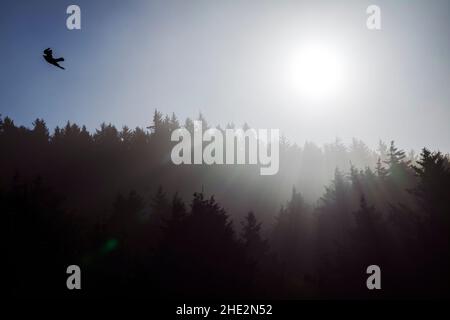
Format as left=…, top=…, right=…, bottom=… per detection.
left=43, top=48, right=65, bottom=70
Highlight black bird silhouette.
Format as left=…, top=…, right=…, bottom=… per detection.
left=43, top=48, right=65, bottom=70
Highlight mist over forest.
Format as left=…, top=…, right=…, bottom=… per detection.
left=3, top=111, right=449, bottom=298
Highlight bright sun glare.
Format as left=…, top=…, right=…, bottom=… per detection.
left=288, top=43, right=348, bottom=102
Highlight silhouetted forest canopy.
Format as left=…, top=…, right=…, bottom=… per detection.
left=2, top=111, right=449, bottom=298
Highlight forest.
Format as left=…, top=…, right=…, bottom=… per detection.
left=2, top=110, right=449, bottom=299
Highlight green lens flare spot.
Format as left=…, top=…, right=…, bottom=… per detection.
left=101, top=238, right=118, bottom=254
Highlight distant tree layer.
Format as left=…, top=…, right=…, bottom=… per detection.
left=0, top=112, right=419, bottom=223
left=1, top=113, right=449, bottom=298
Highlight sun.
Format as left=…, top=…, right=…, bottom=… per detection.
left=287, top=42, right=347, bottom=102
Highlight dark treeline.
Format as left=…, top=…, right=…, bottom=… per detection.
left=1, top=112, right=449, bottom=298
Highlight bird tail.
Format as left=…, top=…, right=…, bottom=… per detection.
left=55, top=57, right=64, bottom=62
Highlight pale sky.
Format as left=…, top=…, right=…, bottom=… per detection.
left=1, top=0, right=449, bottom=151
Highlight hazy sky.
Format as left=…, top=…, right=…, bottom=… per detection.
left=1, top=0, right=449, bottom=151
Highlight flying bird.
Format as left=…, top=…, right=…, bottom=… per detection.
left=43, top=48, right=65, bottom=70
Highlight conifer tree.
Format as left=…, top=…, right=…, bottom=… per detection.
left=241, top=211, right=268, bottom=262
